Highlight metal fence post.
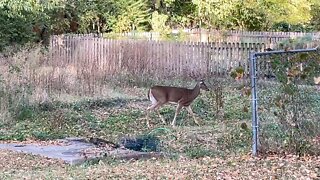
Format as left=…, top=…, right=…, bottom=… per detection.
left=250, top=52, right=259, bottom=156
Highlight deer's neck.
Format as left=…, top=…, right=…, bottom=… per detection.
left=190, top=83, right=201, bottom=99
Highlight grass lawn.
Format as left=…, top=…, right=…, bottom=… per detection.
left=0, top=82, right=319, bottom=179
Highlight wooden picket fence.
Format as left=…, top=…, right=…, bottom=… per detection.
left=49, top=34, right=267, bottom=79
left=2, top=32, right=317, bottom=97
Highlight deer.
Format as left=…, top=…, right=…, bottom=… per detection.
left=146, top=80, right=209, bottom=127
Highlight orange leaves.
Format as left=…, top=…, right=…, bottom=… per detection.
left=230, top=66, right=245, bottom=81
left=1, top=149, right=320, bottom=179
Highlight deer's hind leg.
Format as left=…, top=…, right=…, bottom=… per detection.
left=147, top=101, right=166, bottom=126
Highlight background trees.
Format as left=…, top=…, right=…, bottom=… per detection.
left=0, top=0, right=319, bottom=49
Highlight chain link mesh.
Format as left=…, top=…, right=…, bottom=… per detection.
left=253, top=49, right=320, bottom=155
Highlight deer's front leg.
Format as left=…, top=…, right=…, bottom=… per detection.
left=187, top=106, right=200, bottom=126
left=171, top=104, right=183, bottom=127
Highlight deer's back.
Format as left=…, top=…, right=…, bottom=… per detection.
left=150, top=86, right=192, bottom=104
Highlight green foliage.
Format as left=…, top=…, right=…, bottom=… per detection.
left=271, top=22, right=313, bottom=32
left=0, top=0, right=319, bottom=49
left=14, top=106, right=35, bottom=121
left=223, top=91, right=251, bottom=120
left=162, top=29, right=188, bottom=41
left=151, top=11, right=169, bottom=33
left=190, top=0, right=316, bottom=30
left=260, top=50, right=320, bottom=155
left=191, top=0, right=267, bottom=30
left=0, top=98, right=144, bottom=141
left=74, top=0, right=120, bottom=33
left=217, top=123, right=252, bottom=153
left=271, top=50, right=320, bottom=85
left=102, top=111, right=142, bottom=131
left=310, top=4, right=320, bottom=30
left=185, top=146, right=216, bottom=158
left=157, top=0, right=196, bottom=28
left=230, top=2, right=267, bottom=31
left=113, top=0, right=150, bottom=32
left=278, top=35, right=314, bottom=49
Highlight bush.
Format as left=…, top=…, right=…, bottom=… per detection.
left=0, top=44, right=45, bottom=123
left=258, top=50, right=320, bottom=156
left=216, top=123, right=252, bottom=154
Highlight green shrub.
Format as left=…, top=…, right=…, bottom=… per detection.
left=185, top=146, right=216, bottom=158
left=217, top=124, right=252, bottom=153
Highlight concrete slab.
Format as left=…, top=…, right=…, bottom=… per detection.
left=0, top=139, right=94, bottom=165
left=0, top=138, right=164, bottom=165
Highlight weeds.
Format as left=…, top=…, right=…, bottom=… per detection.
left=258, top=50, right=320, bottom=156
left=217, top=123, right=252, bottom=154
left=184, top=146, right=216, bottom=158
left=0, top=44, right=319, bottom=158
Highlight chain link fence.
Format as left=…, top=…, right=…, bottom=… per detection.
left=250, top=48, right=320, bottom=156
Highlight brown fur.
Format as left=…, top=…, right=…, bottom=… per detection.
left=146, top=80, right=209, bottom=127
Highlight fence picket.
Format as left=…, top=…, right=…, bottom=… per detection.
left=50, top=34, right=315, bottom=79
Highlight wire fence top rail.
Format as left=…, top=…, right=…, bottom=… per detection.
left=252, top=47, right=318, bottom=56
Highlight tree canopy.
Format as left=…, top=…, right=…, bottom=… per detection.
left=0, top=0, right=319, bottom=49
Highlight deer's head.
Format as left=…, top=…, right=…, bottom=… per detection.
left=199, top=80, right=209, bottom=91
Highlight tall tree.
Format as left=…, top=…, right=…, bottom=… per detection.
left=113, top=0, right=151, bottom=32
left=309, top=1, right=320, bottom=30
left=0, top=0, right=63, bottom=49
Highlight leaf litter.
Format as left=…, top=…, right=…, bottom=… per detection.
left=1, top=149, right=319, bottom=179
